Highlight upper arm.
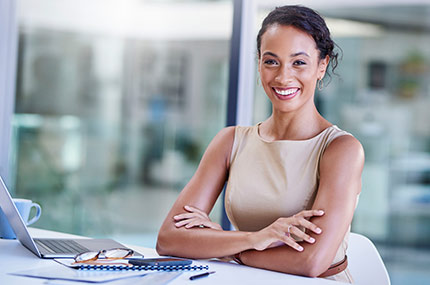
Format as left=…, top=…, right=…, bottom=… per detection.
left=307, top=135, right=365, bottom=271
left=160, top=127, right=236, bottom=227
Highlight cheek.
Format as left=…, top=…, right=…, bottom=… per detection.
left=260, top=76, right=275, bottom=97
left=260, top=71, right=273, bottom=87
left=298, top=70, right=318, bottom=87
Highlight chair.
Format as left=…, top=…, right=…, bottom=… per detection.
left=347, top=232, right=391, bottom=285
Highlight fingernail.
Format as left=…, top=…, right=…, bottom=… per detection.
left=309, top=237, right=315, bottom=243
left=298, top=246, right=303, bottom=251
left=316, top=228, right=322, bottom=234
left=319, top=210, right=324, bottom=215
left=184, top=205, right=190, bottom=209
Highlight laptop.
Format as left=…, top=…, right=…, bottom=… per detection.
left=0, top=175, right=143, bottom=259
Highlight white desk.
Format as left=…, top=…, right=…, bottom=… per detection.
left=0, top=228, right=344, bottom=284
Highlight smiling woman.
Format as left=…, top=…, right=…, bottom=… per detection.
left=157, top=5, right=364, bottom=283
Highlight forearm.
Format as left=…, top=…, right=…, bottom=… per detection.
left=240, top=244, right=322, bottom=277
left=239, top=208, right=354, bottom=277
left=157, top=226, right=253, bottom=259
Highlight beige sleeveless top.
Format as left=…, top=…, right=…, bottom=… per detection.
left=225, top=124, right=356, bottom=283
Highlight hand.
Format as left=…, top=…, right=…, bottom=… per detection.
left=250, top=209, right=324, bottom=252
left=173, top=205, right=223, bottom=230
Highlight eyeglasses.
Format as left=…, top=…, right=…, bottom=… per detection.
left=74, top=248, right=134, bottom=264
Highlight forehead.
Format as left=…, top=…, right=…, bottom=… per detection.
left=260, top=24, right=318, bottom=57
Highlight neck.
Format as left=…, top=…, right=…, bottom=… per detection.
left=261, top=103, right=330, bottom=141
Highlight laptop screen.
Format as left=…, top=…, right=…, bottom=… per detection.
left=0, top=176, right=41, bottom=257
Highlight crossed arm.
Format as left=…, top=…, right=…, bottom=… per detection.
left=156, top=127, right=364, bottom=277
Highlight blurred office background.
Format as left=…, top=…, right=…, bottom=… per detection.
left=1, top=0, right=430, bottom=284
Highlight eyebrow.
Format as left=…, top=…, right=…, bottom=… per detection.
left=262, top=51, right=310, bottom=58
left=290, top=51, right=310, bottom=57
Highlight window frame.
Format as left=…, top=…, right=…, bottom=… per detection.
left=0, top=0, right=18, bottom=186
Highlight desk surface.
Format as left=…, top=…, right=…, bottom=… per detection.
left=0, top=228, right=344, bottom=284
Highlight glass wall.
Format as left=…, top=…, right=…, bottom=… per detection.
left=254, top=2, right=430, bottom=284
left=11, top=0, right=232, bottom=247
left=8, top=1, right=430, bottom=283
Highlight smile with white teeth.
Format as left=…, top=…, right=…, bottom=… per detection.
left=274, top=88, right=299, bottom=96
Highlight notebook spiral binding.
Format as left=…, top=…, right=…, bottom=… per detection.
left=77, top=264, right=209, bottom=271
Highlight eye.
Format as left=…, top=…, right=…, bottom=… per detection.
left=263, top=59, right=278, bottom=66
left=293, top=60, right=306, bottom=66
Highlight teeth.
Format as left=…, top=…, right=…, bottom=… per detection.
left=275, top=88, right=298, bottom=96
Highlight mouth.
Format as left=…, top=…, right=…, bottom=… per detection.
left=273, top=87, right=300, bottom=100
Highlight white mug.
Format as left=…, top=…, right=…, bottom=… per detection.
left=0, top=198, right=42, bottom=239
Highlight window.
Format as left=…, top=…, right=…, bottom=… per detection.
left=11, top=0, right=232, bottom=247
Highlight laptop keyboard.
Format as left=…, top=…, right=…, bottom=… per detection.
left=35, top=239, right=89, bottom=254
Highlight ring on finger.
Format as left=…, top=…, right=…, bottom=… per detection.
left=286, top=225, right=292, bottom=237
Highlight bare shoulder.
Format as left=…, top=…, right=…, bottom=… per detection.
left=320, top=135, right=365, bottom=184
left=323, top=134, right=364, bottom=164
left=216, top=126, right=236, bottom=140
left=210, top=126, right=235, bottom=149
left=319, top=135, right=364, bottom=195
left=203, top=126, right=236, bottom=168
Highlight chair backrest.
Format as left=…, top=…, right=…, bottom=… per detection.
left=347, top=232, right=391, bottom=285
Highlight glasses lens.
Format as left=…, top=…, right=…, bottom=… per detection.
left=103, top=248, right=134, bottom=259
left=75, top=251, right=99, bottom=262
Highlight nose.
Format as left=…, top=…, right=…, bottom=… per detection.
left=274, top=66, right=293, bottom=85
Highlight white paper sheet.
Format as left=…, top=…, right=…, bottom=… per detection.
left=10, top=262, right=154, bottom=283
left=43, top=272, right=182, bottom=285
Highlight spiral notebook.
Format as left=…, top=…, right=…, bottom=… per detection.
left=11, top=265, right=181, bottom=283
left=11, top=259, right=208, bottom=283
left=55, top=259, right=209, bottom=271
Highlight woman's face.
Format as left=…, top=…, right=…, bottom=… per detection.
left=258, top=24, right=328, bottom=114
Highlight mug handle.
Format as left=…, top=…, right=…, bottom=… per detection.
left=27, top=203, right=42, bottom=226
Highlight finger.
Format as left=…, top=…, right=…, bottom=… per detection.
left=175, top=219, right=192, bottom=228
left=271, top=227, right=304, bottom=251
left=195, top=220, right=222, bottom=230
left=184, top=205, right=209, bottom=217
left=174, top=212, right=206, bottom=221
left=280, top=235, right=304, bottom=252
left=173, top=213, right=190, bottom=221
left=297, top=219, right=322, bottom=234
left=185, top=219, right=207, bottom=229
left=296, top=209, right=324, bottom=218
left=290, top=226, right=316, bottom=243
left=175, top=215, right=207, bottom=226
left=174, top=212, right=200, bottom=220
left=175, top=217, right=204, bottom=227
left=202, top=221, right=221, bottom=230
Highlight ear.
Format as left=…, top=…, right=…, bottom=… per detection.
left=318, top=55, right=329, bottom=79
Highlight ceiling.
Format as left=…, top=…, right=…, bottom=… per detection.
left=319, top=5, right=430, bottom=33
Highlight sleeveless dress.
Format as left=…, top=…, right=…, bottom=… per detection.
left=225, top=124, right=356, bottom=283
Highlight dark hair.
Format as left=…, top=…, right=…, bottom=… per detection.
left=257, top=5, right=340, bottom=80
